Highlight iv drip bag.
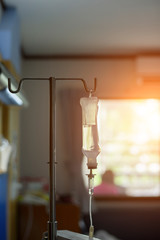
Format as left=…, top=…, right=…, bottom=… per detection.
left=80, top=96, right=100, bottom=169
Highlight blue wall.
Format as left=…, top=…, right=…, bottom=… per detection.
left=0, top=173, right=8, bottom=240
left=0, top=7, right=21, bottom=73
left=0, top=7, right=21, bottom=240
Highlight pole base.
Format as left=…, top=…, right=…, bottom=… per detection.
left=57, top=230, right=101, bottom=240
left=42, top=230, right=101, bottom=240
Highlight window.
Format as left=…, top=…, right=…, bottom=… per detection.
left=82, top=99, right=160, bottom=196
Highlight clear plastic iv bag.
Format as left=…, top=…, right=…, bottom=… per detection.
left=80, top=96, right=100, bottom=169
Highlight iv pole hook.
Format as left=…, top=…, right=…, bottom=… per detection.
left=8, top=77, right=97, bottom=94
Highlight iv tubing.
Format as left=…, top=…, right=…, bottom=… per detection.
left=89, top=189, right=94, bottom=239
left=89, top=193, right=93, bottom=227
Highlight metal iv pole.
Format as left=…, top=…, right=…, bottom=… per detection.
left=8, top=77, right=96, bottom=240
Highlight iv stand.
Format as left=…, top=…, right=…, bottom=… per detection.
left=8, top=77, right=97, bottom=240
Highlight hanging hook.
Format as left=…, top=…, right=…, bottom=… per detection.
left=81, top=77, right=97, bottom=93
left=8, top=77, right=50, bottom=93
left=8, top=78, right=23, bottom=93
left=55, top=77, right=97, bottom=93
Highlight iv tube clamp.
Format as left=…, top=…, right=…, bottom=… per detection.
left=8, top=77, right=97, bottom=240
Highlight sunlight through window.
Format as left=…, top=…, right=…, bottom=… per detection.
left=83, top=99, right=160, bottom=196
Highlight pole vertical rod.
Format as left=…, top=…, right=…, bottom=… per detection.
left=48, top=77, right=57, bottom=240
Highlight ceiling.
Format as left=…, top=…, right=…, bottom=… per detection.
left=4, top=0, right=160, bottom=56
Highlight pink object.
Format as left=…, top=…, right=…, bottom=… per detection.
left=94, top=182, right=119, bottom=195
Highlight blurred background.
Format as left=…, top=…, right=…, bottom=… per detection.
left=1, top=1, right=160, bottom=240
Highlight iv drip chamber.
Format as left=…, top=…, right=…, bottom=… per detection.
left=80, top=96, right=100, bottom=169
